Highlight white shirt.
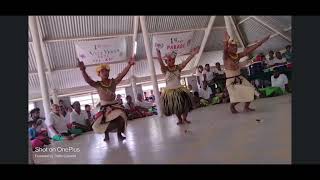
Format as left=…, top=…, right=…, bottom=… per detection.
left=70, top=110, right=88, bottom=126
left=46, top=112, right=68, bottom=138
left=275, top=57, right=287, bottom=64
left=213, top=67, right=225, bottom=75
left=196, top=71, right=205, bottom=82
left=267, top=58, right=277, bottom=66
left=203, top=70, right=214, bottom=82
left=200, top=88, right=213, bottom=100
left=135, top=100, right=153, bottom=109
left=271, top=74, right=288, bottom=91
left=63, top=112, right=71, bottom=124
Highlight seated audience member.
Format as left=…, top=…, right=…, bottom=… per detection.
left=266, top=50, right=276, bottom=67
left=124, top=95, right=145, bottom=120
left=143, top=92, right=149, bottom=101
left=149, top=90, right=155, bottom=103
left=196, top=65, right=205, bottom=89
left=116, top=94, right=124, bottom=107
left=29, top=108, right=47, bottom=134
left=28, top=120, right=50, bottom=151
left=275, top=51, right=287, bottom=65
left=59, top=100, right=66, bottom=108
left=271, top=68, right=290, bottom=93
left=213, top=62, right=226, bottom=90
left=212, top=88, right=230, bottom=104
left=46, top=104, right=75, bottom=141
left=59, top=105, right=72, bottom=129
left=283, top=45, right=293, bottom=62
left=203, top=64, right=216, bottom=95
left=70, top=101, right=91, bottom=132
left=192, top=91, right=201, bottom=109
left=135, top=93, right=154, bottom=116
left=201, top=82, right=214, bottom=103
left=85, top=104, right=94, bottom=125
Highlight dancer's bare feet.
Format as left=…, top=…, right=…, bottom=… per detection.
left=117, top=132, right=126, bottom=140
left=104, top=134, right=110, bottom=141
left=244, top=107, right=255, bottom=112
left=177, top=121, right=184, bottom=125
left=184, top=119, right=191, bottom=124
left=230, top=106, right=239, bottom=114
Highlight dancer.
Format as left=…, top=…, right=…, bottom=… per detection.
left=223, top=32, right=270, bottom=113
left=157, top=47, right=199, bottom=125
left=78, top=56, right=135, bottom=141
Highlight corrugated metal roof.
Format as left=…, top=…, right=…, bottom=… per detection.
left=38, top=16, right=134, bottom=40
left=143, top=16, right=211, bottom=33
left=212, top=16, right=225, bottom=27
left=28, top=26, right=32, bottom=42
left=239, top=18, right=276, bottom=44
left=256, top=16, right=291, bottom=31
left=28, top=43, right=37, bottom=72
left=235, top=16, right=249, bottom=22
left=204, top=28, right=226, bottom=52
left=29, top=16, right=292, bottom=100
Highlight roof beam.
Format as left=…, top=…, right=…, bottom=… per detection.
left=237, top=16, right=251, bottom=25
left=284, top=27, right=291, bottom=32
left=193, top=16, right=216, bottom=68
left=228, top=16, right=246, bottom=48
left=251, top=16, right=292, bottom=42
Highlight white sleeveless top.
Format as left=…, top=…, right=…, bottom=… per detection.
left=165, top=66, right=182, bottom=89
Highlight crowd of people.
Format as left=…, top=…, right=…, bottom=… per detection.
left=191, top=44, right=293, bottom=110
left=28, top=31, right=293, bottom=149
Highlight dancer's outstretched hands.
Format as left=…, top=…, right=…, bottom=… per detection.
left=128, top=56, right=136, bottom=66
left=77, top=58, right=86, bottom=71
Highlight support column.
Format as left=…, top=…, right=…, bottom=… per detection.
left=131, top=76, right=138, bottom=103
left=140, top=16, right=162, bottom=116
left=193, top=16, right=216, bottom=68
left=29, top=16, right=51, bottom=120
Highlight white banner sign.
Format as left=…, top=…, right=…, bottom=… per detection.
left=152, top=31, right=194, bottom=57
left=75, top=38, right=127, bottom=65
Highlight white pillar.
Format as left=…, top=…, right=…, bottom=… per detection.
left=52, top=89, right=59, bottom=104
left=131, top=76, right=138, bottom=103
left=130, top=16, right=139, bottom=102
left=29, top=16, right=51, bottom=120
left=193, top=16, right=216, bottom=68
left=140, top=16, right=162, bottom=116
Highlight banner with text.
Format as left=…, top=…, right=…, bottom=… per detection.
left=152, top=31, right=194, bottom=57
left=75, top=38, right=127, bottom=65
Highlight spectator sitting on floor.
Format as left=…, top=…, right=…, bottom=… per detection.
left=124, top=95, right=145, bottom=120
left=201, top=82, right=214, bottom=103
left=266, top=50, right=276, bottom=68
left=116, top=94, right=124, bottom=107
left=135, top=93, right=155, bottom=116
left=283, top=45, right=293, bottom=62
left=274, top=51, right=287, bottom=66
left=271, top=68, right=290, bottom=93
left=70, top=101, right=91, bottom=132
left=46, top=104, right=77, bottom=141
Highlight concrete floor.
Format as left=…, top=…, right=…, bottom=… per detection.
left=32, top=95, right=291, bottom=164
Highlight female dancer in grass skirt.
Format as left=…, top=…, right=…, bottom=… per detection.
left=157, top=47, right=199, bottom=125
